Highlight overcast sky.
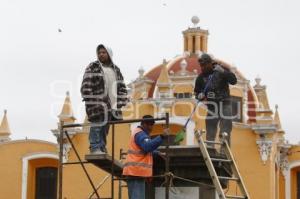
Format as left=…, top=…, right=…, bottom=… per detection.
left=0, top=0, right=299, bottom=143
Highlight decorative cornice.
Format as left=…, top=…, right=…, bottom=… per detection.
left=156, top=82, right=173, bottom=88
left=251, top=124, right=277, bottom=134
left=182, top=27, right=209, bottom=34
left=0, top=139, right=57, bottom=147
left=51, top=127, right=81, bottom=140
left=255, top=108, right=273, bottom=113
left=133, top=78, right=154, bottom=86
left=133, top=97, right=196, bottom=103
left=0, top=137, right=11, bottom=143
left=232, top=122, right=251, bottom=129
left=170, top=74, right=197, bottom=80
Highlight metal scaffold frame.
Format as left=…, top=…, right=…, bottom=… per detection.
left=57, top=113, right=171, bottom=199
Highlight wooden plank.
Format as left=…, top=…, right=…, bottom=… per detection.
left=85, top=154, right=123, bottom=177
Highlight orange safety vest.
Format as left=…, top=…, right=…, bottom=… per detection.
left=122, top=127, right=153, bottom=177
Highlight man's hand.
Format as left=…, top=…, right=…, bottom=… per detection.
left=213, top=65, right=225, bottom=73
left=160, top=128, right=169, bottom=139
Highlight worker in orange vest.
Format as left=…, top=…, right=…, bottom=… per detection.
left=123, top=115, right=167, bottom=199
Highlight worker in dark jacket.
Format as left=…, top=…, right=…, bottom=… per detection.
left=81, top=44, right=128, bottom=154
left=123, top=115, right=167, bottom=199
left=194, top=54, right=237, bottom=146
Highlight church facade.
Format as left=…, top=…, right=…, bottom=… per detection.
left=0, top=19, right=300, bottom=199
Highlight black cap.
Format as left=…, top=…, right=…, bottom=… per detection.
left=198, top=53, right=213, bottom=65
left=96, top=44, right=105, bottom=52
left=141, top=115, right=155, bottom=125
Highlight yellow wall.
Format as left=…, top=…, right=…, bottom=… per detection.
left=0, top=140, right=57, bottom=199
left=62, top=123, right=131, bottom=199
left=172, top=101, right=195, bottom=116
left=173, top=84, right=193, bottom=93
left=279, top=170, right=285, bottom=199
left=136, top=103, right=155, bottom=119
left=221, top=127, right=275, bottom=198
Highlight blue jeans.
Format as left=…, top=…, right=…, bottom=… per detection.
left=127, top=178, right=145, bottom=199
left=89, top=111, right=119, bottom=152
left=89, top=123, right=110, bottom=152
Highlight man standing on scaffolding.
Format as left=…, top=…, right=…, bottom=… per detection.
left=81, top=44, right=128, bottom=154
left=123, top=115, right=167, bottom=199
left=194, top=53, right=237, bottom=147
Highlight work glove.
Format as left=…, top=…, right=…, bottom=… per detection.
left=213, top=65, right=225, bottom=73
left=160, top=128, right=169, bottom=139
left=197, top=92, right=205, bottom=101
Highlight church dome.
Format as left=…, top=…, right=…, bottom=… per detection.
left=130, top=18, right=258, bottom=123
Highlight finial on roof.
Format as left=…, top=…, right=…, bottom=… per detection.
left=179, top=59, right=188, bottom=75
left=191, top=16, right=200, bottom=27
left=138, top=67, right=145, bottom=78
left=163, top=59, right=167, bottom=64
left=255, top=76, right=261, bottom=86
left=157, top=64, right=170, bottom=84
left=180, top=59, right=187, bottom=70
left=0, top=109, right=11, bottom=136
left=274, top=104, right=282, bottom=130
left=58, top=91, right=76, bottom=122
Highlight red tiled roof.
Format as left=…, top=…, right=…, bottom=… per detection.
left=169, top=56, right=201, bottom=74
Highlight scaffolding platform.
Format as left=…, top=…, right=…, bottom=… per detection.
left=154, top=145, right=231, bottom=186
left=85, top=154, right=124, bottom=177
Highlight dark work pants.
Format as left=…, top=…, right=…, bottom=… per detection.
left=127, top=178, right=146, bottom=199
left=205, top=99, right=233, bottom=146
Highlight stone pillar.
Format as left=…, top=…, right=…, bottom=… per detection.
left=184, top=36, right=188, bottom=51
left=202, top=36, right=208, bottom=52
left=187, top=35, right=193, bottom=53
left=195, top=35, right=201, bottom=52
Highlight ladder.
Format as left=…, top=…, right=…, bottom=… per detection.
left=194, top=130, right=250, bottom=199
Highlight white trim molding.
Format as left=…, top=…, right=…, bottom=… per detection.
left=21, top=152, right=58, bottom=199
left=130, top=116, right=196, bottom=145
left=285, top=160, right=300, bottom=199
